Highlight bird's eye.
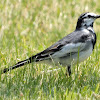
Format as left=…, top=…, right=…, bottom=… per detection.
left=88, top=15, right=91, bottom=18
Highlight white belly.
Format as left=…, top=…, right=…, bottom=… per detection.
left=40, top=44, right=93, bottom=66
left=50, top=44, right=93, bottom=66
left=72, top=45, right=93, bottom=64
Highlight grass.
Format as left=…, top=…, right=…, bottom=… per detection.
left=0, top=0, right=100, bottom=99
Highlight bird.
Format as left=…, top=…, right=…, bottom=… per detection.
left=2, top=12, right=100, bottom=76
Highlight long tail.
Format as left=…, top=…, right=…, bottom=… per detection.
left=1, top=47, right=51, bottom=74
left=1, top=56, right=36, bottom=74
left=1, top=51, right=50, bottom=74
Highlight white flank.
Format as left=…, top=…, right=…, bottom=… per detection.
left=52, top=43, right=86, bottom=58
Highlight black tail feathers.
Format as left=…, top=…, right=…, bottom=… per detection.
left=1, top=50, right=50, bottom=74
left=1, top=56, right=36, bottom=74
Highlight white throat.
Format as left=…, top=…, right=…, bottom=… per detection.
left=87, top=26, right=95, bottom=33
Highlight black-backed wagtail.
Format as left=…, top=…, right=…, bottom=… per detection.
left=2, top=12, right=100, bottom=76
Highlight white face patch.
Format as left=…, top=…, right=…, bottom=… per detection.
left=82, top=13, right=97, bottom=28
left=83, top=18, right=94, bottom=26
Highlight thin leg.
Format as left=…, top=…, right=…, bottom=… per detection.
left=67, top=65, right=71, bottom=76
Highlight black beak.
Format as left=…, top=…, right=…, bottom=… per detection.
left=95, top=15, right=100, bottom=18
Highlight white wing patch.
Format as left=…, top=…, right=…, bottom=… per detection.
left=52, top=43, right=86, bottom=58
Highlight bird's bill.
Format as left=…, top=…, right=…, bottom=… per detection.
left=95, top=15, right=100, bottom=18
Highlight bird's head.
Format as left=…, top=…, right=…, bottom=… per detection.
left=76, top=12, right=100, bottom=30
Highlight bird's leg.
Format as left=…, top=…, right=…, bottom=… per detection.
left=66, top=65, right=71, bottom=76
